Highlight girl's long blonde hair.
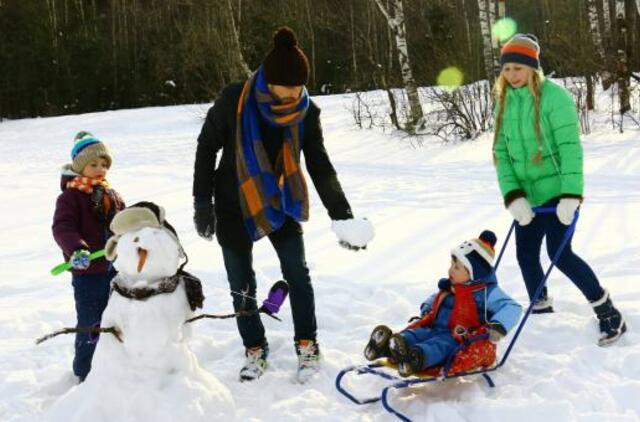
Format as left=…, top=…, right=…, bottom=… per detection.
left=492, top=67, right=545, bottom=164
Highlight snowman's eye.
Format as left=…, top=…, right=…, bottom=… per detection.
left=134, top=236, right=139, bottom=242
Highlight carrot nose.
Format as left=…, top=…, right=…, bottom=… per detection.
left=137, top=248, right=148, bottom=273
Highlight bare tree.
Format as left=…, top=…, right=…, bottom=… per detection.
left=602, top=0, right=613, bottom=37
left=615, top=0, right=631, bottom=118
left=305, top=0, right=317, bottom=91
left=478, top=0, right=499, bottom=85
left=460, top=0, right=473, bottom=56
left=374, top=0, right=425, bottom=132
left=224, top=0, right=251, bottom=79
left=587, top=1, right=609, bottom=73
left=423, top=81, right=493, bottom=142
left=350, top=2, right=359, bottom=87
left=496, top=0, right=506, bottom=68
left=586, top=0, right=614, bottom=96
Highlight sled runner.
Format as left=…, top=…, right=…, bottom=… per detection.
left=335, top=208, right=578, bottom=422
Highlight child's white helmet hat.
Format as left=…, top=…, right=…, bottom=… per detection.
left=451, top=230, right=497, bottom=280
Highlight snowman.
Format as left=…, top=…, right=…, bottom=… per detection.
left=48, top=202, right=235, bottom=421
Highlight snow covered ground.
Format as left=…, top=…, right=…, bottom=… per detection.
left=0, top=85, right=639, bottom=421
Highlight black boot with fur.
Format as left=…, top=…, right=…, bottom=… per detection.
left=592, top=290, right=627, bottom=346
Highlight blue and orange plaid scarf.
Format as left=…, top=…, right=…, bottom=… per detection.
left=236, top=67, right=310, bottom=241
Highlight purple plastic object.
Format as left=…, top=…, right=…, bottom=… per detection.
left=88, top=322, right=101, bottom=344
left=260, top=280, right=289, bottom=315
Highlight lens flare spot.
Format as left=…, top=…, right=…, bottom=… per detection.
left=437, top=67, right=464, bottom=89
left=492, top=18, right=517, bottom=42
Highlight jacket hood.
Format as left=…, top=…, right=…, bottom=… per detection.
left=59, top=164, right=80, bottom=191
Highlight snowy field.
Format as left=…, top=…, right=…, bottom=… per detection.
left=0, top=86, right=639, bottom=421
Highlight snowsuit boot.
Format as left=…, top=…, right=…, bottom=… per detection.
left=364, top=325, right=392, bottom=361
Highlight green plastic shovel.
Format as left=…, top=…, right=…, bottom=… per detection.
left=50, top=249, right=106, bottom=276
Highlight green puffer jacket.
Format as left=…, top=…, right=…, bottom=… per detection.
left=494, top=79, right=583, bottom=207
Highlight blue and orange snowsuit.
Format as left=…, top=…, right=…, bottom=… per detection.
left=399, top=275, right=522, bottom=370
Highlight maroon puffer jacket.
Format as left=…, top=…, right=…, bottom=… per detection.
left=52, top=172, right=125, bottom=275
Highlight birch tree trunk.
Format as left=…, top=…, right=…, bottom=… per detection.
left=305, top=0, right=316, bottom=91
left=587, top=0, right=606, bottom=64
left=225, top=0, right=251, bottom=79
left=495, top=0, right=505, bottom=71
left=374, top=0, right=425, bottom=131
left=603, top=0, right=612, bottom=36
left=615, top=0, right=630, bottom=117
left=478, top=0, right=498, bottom=85
left=350, top=2, right=358, bottom=87
left=587, top=0, right=613, bottom=92
left=460, top=0, right=473, bottom=57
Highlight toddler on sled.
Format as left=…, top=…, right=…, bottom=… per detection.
left=364, top=230, right=522, bottom=377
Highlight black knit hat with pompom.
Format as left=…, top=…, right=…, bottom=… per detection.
left=262, top=27, right=309, bottom=86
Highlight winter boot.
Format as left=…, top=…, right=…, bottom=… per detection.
left=295, top=339, right=320, bottom=383
left=239, top=342, right=269, bottom=382
left=531, top=289, right=554, bottom=314
left=364, top=325, right=393, bottom=361
left=592, top=290, right=627, bottom=346
left=388, top=333, right=410, bottom=363
left=397, top=347, right=425, bottom=378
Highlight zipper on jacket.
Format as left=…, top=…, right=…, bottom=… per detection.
left=517, top=96, right=531, bottom=199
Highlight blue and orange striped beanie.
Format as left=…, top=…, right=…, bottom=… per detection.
left=70, top=131, right=112, bottom=173
left=500, top=33, right=540, bottom=69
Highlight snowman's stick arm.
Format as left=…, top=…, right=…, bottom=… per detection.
left=36, top=326, right=123, bottom=345
left=184, top=309, right=281, bottom=324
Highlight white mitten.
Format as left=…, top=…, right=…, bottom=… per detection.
left=556, top=198, right=580, bottom=225
left=507, top=197, right=535, bottom=226
left=331, top=218, right=375, bottom=251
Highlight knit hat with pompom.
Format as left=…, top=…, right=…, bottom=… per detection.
left=500, top=33, right=541, bottom=69
left=451, top=230, right=497, bottom=280
left=70, top=131, right=112, bottom=174
left=262, top=27, right=309, bottom=86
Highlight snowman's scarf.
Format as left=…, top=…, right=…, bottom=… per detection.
left=36, top=271, right=204, bottom=345
left=111, top=270, right=204, bottom=312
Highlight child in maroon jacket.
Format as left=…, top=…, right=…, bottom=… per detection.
left=52, top=131, right=125, bottom=382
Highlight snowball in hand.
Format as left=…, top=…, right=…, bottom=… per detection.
left=331, top=218, right=375, bottom=248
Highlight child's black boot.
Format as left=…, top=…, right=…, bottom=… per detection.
left=398, top=347, right=425, bottom=377
left=388, top=333, right=410, bottom=363
left=364, top=325, right=393, bottom=361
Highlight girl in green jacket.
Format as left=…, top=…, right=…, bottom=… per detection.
left=492, top=34, right=626, bottom=346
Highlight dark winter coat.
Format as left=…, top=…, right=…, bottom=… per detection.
left=193, top=82, right=353, bottom=250
left=52, top=172, right=125, bottom=275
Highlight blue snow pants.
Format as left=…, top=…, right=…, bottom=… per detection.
left=71, top=271, right=113, bottom=380
left=400, top=327, right=458, bottom=369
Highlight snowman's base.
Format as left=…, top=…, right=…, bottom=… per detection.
left=48, top=355, right=235, bottom=421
